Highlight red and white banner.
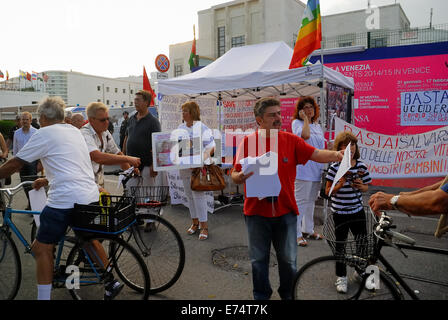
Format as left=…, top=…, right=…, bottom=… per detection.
left=335, top=117, right=448, bottom=179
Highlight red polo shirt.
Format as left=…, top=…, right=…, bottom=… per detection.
left=233, top=130, right=316, bottom=218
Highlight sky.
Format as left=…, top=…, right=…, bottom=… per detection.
left=1, top=0, right=446, bottom=79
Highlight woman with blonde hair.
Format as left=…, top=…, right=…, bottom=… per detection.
left=178, top=101, right=215, bottom=240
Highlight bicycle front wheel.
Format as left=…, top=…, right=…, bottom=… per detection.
left=293, top=255, right=403, bottom=300
left=124, top=213, right=185, bottom=294
left=66, top=235, right=150, bottom=300
left=0, top=228, right=22, bottom=300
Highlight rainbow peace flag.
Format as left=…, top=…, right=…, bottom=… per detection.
left=289, top=0, right=322, bottom=69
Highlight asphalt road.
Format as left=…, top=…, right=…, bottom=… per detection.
left=4, top=168, right=448, bottom=301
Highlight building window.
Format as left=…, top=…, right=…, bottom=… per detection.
left=370, top=37, right=387, bottom=48
left=106, top=87, right=110, bottom=92
left=123, top=101, right=126, bottom=106
left=217, top=26, right=225, bottom=57
left=123, top=89, right=126, bottom=94
left=106, top=100, right=110, bottom=105
left=97, top=99, right=101, bottom=102
left=130, top=101, right=133, bottom=106
left=231, top=35, right=245, bottom=48
left=339, top=41, right=353, bottom=47
left=97, top=86, right=101, bottom=91
left=115, top=88, right=118, bottom=93
left=174, top=64, right=183, bottom=77
left=130, top=89, right=134, bottom=94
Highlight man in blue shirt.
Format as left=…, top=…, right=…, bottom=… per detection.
left=13, top=112, right=39, bottom=207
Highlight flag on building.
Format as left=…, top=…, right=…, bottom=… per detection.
left=143, top=66, right=156, bottom=107
left=19, top=70, right=26, bottom=79
left=32, top=71, right=37, bottom=80
left=26, top=72, right=31, bottom=81
left=0, top=70, right=3, bottom=78
left=188, top=25, right=198, bottom=71
left=289, top=0, right=322, bottom=69
left=6, top=70, right=9, bottom=81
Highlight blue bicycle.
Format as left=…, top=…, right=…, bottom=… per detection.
left=0, top=181, right=150, bottom=300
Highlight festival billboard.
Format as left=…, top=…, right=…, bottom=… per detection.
left=326, top=53, right=448, bottom=136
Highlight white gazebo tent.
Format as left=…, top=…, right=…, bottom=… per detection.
left=158, top=41, right=354, bottom=127
left=158, top=41, right=354, bottom=213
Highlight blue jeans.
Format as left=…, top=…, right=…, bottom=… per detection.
left=245, top=212, right=297, bottom=300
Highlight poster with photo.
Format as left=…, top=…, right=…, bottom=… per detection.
left=327, top=83, right=351, bottom=131
left=152, top=131, right=203, bottom=171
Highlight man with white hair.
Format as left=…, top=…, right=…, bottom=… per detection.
left=0, top=96, right=122, bottom=300
left=81, top=102, right=141, bottom=190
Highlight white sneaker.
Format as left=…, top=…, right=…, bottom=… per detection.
left=335, top=276, right=348, bottom=293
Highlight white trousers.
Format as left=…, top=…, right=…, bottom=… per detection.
left=181, top=176, right=208, bottom=222
left=294, top=180, right=321, bottom=237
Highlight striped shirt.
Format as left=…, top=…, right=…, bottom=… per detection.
left=326, top=160, right=372, bottom=214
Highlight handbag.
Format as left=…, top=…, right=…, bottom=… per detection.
left=190, top=164, right=226, bottom=191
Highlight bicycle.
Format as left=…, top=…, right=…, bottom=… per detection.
left=105, top=168, right=185, bottom=294
left=292, top=208, right=448, bottom=300
left=0, top=181, right=150, bottom=300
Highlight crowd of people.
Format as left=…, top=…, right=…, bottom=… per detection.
left=0, top=92, right=446, bottom=301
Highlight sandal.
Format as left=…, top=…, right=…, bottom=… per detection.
left=297, top=237, right=308, bottom=247
left=306, top=233, right=323, bottom=240
left=187, top=224, right=199, bottom=235
left=198, top=228, right=208, bottom=241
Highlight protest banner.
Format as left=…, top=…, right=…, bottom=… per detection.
left=335, top=117, right=448, bottom=179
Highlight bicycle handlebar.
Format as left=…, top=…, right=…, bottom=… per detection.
left=371, top=209, right=416, bottom=246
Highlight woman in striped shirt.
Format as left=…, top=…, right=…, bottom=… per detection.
left=325, top=131, right=372, bottom=294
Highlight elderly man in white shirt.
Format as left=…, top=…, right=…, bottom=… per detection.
left=0, top=97, right=126, bottom=300
left=80, top=102, right=140, bottom=191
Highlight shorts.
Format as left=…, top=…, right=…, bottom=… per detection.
left=36, top=206, right=73, bottom=244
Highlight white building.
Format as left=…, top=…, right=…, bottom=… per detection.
left=169, top=2, right=448, bottom=78
left=168, top=0, right=305, bottom=78
left=44, top=70, right=148, bottom=108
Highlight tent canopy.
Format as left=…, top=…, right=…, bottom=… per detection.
left=158, top=41, right=354, bottom=100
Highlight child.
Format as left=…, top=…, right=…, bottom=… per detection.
left=325, top=131, right=372, bottom=294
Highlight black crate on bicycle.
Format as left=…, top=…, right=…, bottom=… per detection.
left=129, top=186, right=170, bottom=208
left=72, top=195, right=136, bottom=234
left=323, top=207, right=377, bottom=267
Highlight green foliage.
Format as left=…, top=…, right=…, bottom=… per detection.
left=0, top=120, right=16, bottom=139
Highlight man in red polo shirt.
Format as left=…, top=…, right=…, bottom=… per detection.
left=232, top=97, right=343, bottom=300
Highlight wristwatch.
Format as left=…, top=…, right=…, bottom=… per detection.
left=390, top=195, right=400, bottom=209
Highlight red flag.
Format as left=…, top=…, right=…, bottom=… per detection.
left=143, top=66, right=156, bottom=107
left=26, top=72, right=31, bottom=81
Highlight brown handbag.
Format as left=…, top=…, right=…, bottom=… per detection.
left=190, top=164, right=226, bottom=191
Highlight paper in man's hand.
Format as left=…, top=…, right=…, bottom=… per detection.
left=328, top=142, right=351, bottom=196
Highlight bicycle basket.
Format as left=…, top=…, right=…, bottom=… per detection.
left=323, top=207, right=378, bottom=267
left=129, top=186, right=170, bottom=208
left=71, top=195, right=136, bottom=234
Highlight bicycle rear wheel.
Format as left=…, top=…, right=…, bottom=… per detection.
left=293, top=255, right=403, bottom=300
left=123, top=213, right=185, bottom=294
left=0, top=228, right=21, bottom=300
left=66, top=235, right=150, bottom=300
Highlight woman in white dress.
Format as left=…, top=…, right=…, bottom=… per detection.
left=178, top=101, right=215, bottom=240
left=292, top=96, right=325, bottom=247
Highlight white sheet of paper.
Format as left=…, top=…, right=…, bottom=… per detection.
left=328, top=142, right=351, bottom=196
left=29, top=188, right=47, bottom=228
left=240, top=151, right=281, bottom=198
